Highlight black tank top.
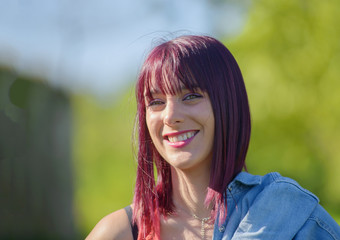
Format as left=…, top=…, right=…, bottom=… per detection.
left=124, top=206, right=138, bottom=240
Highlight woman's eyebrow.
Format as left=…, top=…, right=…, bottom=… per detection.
left=146, top=86, right=196, bottom=97
left=149, top=89, right=161, bottom=95
left=144, top=89, right=161, bottom=98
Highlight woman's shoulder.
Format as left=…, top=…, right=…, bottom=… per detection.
left=226, top=172, right=340, bottom=239
left=230, top=172, right=320, bottom=224
left=86, top=207, right=134, bottom=240
left=296, top=204, right=340, bottom=240
left=232, top=171, right=319, bottom=203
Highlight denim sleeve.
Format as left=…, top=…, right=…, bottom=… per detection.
left=231, top=178, right=319, bottom=239
left=293, top=204, right=340, bottom=240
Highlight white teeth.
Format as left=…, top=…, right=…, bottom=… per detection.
left=167, top=131, right=196, bottom=143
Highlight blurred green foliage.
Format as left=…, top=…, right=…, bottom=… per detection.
left=227, top=0, right=340, bottom=221
left=73, top=0, right=340, bottom=235
left=72, top=90, right=137, bottom=236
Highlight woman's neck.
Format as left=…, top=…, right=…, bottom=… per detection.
left=171, top=165, right=211, bottom=218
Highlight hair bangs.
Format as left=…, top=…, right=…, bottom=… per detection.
left=142, top=42, right=205, bottom=102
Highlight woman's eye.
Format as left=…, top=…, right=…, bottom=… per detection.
left=183, top=93, right=202, bottom=101
left=147, top=99, right=164, bottom=107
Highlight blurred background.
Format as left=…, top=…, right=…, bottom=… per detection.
left=1, top=0, right=339, bottom=239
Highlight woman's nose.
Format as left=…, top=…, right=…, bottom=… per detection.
left=163, top=100, right=184, bottom=126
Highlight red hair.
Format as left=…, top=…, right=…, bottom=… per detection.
left=133, top=35, right=251, bottom=239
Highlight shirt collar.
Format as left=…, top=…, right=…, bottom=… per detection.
left=232, top=171, right=262, bottom=186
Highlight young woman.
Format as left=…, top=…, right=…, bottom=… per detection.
left=87, top=35, right=340, bottom=240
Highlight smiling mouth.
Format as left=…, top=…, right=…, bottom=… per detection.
left=165, top=130, right=199, bottom=143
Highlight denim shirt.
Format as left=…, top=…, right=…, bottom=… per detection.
left=213, top=172, right=340, bottom=240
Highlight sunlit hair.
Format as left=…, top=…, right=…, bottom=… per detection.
left=133, top=35, right=251, bottom=239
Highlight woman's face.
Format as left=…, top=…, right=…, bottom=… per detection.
left=145, top=84, right=215, bottom=172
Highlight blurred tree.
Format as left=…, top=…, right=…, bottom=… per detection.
left=226, top=0, right=340, bottom=217
left=0, top=68, right=75, bottom=239
left=72, top=89, right=136, bottom=236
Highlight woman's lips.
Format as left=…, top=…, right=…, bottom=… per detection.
left=163, top=130, right=199, bottom=148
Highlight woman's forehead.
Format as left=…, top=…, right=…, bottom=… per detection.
left=144, top=77, right=185, bottom=96
left=143, top=85, right=204, bottom=101
left=146, top=85, right=188, bottom=96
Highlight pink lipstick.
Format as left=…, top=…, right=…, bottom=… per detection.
left=163, top=130, right=199, bottom=148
